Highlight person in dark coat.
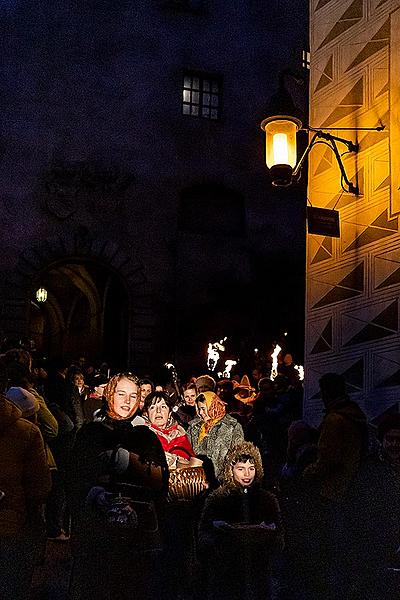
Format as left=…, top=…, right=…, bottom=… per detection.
left=198, top=441, right=284, bottom=599
left=68, top=372, right=168, bottom=600
left=300, top=373, right=368, bottom=600
left=174, top=383, right=198, bottom=429
left=344, top=413, right=400, bottom=599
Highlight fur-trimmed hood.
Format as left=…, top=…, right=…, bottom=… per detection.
left=221, top=440, right=264, bottom=489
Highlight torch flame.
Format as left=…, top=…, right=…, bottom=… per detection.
left=294, top=365, right=304, bottom=381
left=223, top=359, right=237, bottom=378
left=206, top=337, right=228, bottom=372
left=270, top=344, right=282, bottom=381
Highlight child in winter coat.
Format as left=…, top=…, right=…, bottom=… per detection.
left=198, top=440, right=284, bottom=599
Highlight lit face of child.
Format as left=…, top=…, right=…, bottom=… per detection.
left=113, top=378, right=139, bottom=418
left=73, top=374, right=85, bottom=388
left=184, top=388, right=196, bottom=406
left=147, top=398, right=170, bottom=429
left=232, top=460, right=256, bottom=487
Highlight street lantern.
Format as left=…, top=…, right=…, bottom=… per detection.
left=36, top=287, right=48, bottom=303
left=258, top=114, right=380, bottom=194
left=260, top=115, right=302, bottom=187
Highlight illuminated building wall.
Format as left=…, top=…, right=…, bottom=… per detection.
left=305, top=0, right=400, bottom=423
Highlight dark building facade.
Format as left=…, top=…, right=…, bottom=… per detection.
left=1, top=0, right=308, bottom=375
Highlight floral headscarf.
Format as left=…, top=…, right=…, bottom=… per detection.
left=197, top=391, right=226, bottom=444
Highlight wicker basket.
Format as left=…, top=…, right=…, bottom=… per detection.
left=168, top=466, right=208, bottom=501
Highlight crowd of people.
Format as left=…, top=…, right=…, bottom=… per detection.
left=0, top=346, right=399, bottom=599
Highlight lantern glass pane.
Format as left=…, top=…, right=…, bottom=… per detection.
left=265, top=118, right=298, bottom=168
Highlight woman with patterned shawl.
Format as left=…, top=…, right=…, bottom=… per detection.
left=187, top=391, right=244, bottom=480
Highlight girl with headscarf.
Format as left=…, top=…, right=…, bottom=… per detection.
left=68, top=372, right=168, bottom=600
left=187, top=391, right=244, bottom=480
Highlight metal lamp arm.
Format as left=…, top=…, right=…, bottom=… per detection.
left=292, top=132, right=319, bottom=180
left=292, top=130, right=359, bottom=194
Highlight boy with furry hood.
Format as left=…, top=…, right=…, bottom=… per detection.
left=198, top=441, right=284, bottom=599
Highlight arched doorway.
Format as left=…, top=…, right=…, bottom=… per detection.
left=1, top=228, right=153, bottom=371
left=30, top=259, right=128, bottom=367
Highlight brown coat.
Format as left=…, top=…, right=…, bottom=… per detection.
left=0, top=395, right=51, bottom=536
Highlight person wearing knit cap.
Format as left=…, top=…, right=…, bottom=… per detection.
left=187, top=391, right=244, bottom=480
left=195, top=374, right=216, bottom=393
left=68, top=372, right=168, bottom=599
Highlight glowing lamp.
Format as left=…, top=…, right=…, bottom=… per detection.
left=36, top=287, right=48, bottom=303
left=260, top=115, right=302, bottom=186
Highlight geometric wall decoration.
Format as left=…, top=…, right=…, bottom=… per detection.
left=374, top=248, right=400, bottom=290
left=346, top=19, right=390, bottom=72
left=375, top=174, right=390, bottom=192
left=321, top=78, right=364, bottom=127
left=325, top=189, right=358, bottom=211
left=315, top=56, right=334, bottom=92
left=306, top=0, right=400, bottom=423
left=311, top=261, right=364, bottom=309
left=373, top=156, right=390, bottom=192
left=390, top=9, right=400, bottom=217
left=360, top=125, right=389, bottom=151
left=316, top=0, right=335, bottom=10
left=375, top=80, right=389, bottom=99
left=313, top=146, right=333, bottom=176
left=317, top=0, right=364, bottom=51
left=308, top=356, right=364, bottom=400
left=342, top=209, right=398, bottom=254
left=310, top=236, right=333, bottom=265
left=373, top=346, right=400, bottom=388
left=310, top=316, right=333, bottom=354
left=342, top=357, right=364, bottom=393
left=342, top=299, right=398, bottom=346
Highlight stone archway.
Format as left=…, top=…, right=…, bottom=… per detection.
left=1, top=227, right=154, bottom=370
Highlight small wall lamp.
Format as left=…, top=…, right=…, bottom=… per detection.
left=36, top=287, right=48, bottom=303
left=260, top=115, right=385, bottom=194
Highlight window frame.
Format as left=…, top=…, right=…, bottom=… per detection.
left=182, top=71, right=222, bottom=120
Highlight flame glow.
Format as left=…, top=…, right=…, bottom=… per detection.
left=294, top=365, right=304, bottom=381
left=207, top=337, right=227, bottom=372
left=270, top=344, right=282, bottom=381
left=273, top=133, right=289, bottom=164
left=223, top=360, right=237, bottom=378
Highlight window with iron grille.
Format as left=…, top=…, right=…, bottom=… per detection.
left=182, top=72, right=221, bottom=120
